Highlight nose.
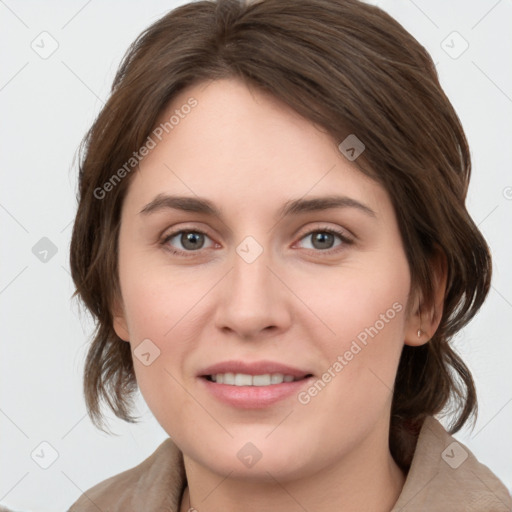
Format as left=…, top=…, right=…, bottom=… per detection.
left=213, top=239, right=292, bottom=340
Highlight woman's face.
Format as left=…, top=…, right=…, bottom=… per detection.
left=113, top=78, right=419, bottom=480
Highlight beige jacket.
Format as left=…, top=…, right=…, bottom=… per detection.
left=66, top=416, right=511, bottom=511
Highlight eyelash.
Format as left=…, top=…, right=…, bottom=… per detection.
left=160, top=225, right=353, bottom=258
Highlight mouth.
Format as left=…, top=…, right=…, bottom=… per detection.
left=197, top=361, right=315, bottom=408
left=202, top=373, right=313, bottom=386
left=198, top=359, right=314, bottom=381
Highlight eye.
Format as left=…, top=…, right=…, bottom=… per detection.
left=160, top=225, right=353, bottom=258
left=161, top=228, right=216, bottom=256
left=295, top=226, right=353, bottom=254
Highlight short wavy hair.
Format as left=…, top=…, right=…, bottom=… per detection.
left=70, top=0, right=491, bottom=470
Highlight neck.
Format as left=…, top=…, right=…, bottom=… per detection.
left=179, top=423, right=406, bottom=512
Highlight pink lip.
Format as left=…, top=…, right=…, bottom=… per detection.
left=197, top=359, right=314, bottom=409
left=199, top=377, right=314, bottom=408
left=198, top=359, right=312, bottom=379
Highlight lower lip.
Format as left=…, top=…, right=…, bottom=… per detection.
left=198, top=376, right=314, bottom=408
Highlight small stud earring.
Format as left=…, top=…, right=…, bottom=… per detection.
left=417, top=305, right=423, bottom=339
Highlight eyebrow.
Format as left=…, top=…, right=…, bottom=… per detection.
left=139, top=193, right=376, bottom=219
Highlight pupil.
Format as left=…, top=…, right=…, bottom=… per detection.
left=183, top=232, right=203, bottom=249
left=314, top=232, right=333, bottom=249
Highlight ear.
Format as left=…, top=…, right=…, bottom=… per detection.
left=404, top=247, right=448, bottom=347
left=112, top=296, right=130, bottom=342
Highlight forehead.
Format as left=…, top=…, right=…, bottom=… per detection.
left=123, top=78, right=388, bottom=219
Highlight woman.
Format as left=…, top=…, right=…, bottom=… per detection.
left=67, top=0, right=511, bottom=510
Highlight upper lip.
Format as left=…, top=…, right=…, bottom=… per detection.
left=198, top=360, right=313, bottom=379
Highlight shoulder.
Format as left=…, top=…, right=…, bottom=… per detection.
left=392, top=416, right=512, bottom=512
left=67, top=437, right=186, bottom=512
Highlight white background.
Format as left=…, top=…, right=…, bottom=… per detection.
left=1, top=1, right=511, bottom=510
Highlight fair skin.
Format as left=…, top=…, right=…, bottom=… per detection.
left=113, top=78, right=446, bottom=512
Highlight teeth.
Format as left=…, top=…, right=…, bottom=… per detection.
left=209, top=373, right=299, bottom=386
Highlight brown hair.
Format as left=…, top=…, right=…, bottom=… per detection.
left=70, top=0, right=491, bottom=470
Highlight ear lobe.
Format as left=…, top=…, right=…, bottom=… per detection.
left=404, top=248, right=448, bottom=347
left=112, top=299, right=130, bottom=342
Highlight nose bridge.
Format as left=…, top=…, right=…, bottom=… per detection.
left=214, top=232, right=289, bottom=335
left=230, top=234, right=275, bottom=304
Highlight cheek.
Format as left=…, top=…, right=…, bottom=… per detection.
left=117, top=259, right=212, bottom=416
left=118, top=250, right=199, bottom=340
left=305, top=258, right=409, bottom=347
left=303, top=255, right=410, bottom=404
